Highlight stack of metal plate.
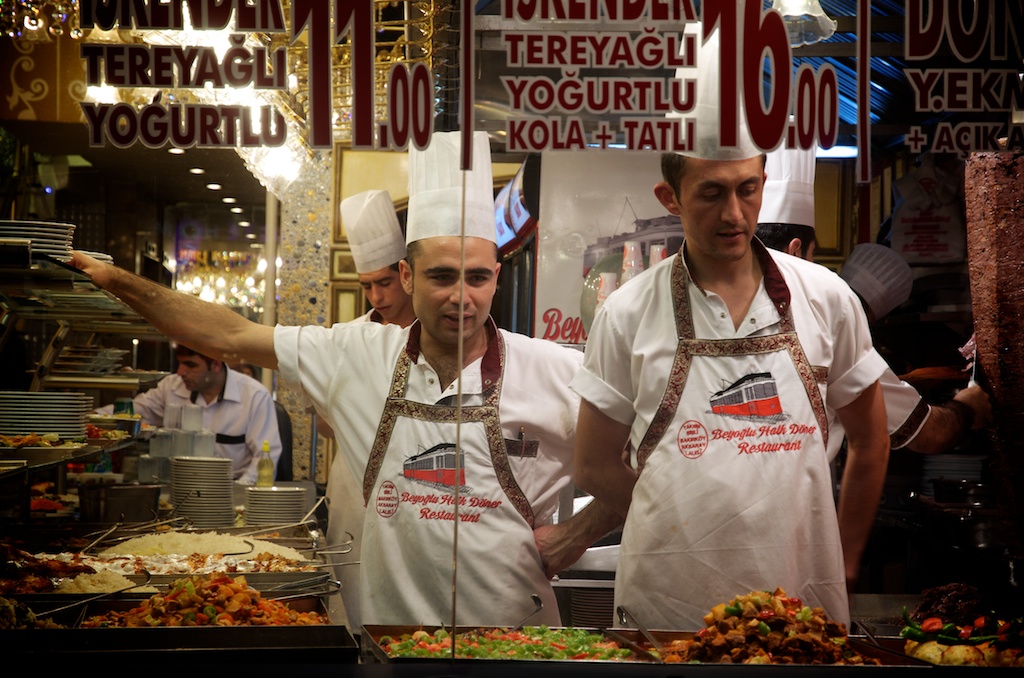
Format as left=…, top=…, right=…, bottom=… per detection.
left=53, top=347, right=129, bottom=375
left=0, top=391, right=92, bottom=438
left=171, top=456, right=235, bottom=528
left=245, top=485, right=308, bottom=525
left=0, top=220, right=75, bottom=261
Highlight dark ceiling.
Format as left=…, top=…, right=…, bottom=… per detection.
left=0, top=119, right=271, bottom=252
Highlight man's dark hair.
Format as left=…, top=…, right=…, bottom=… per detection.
left=756, top=223, right=817, bottom=258
left=173, top=344, right=217, bottom=368
left=660, top=153, right=687, bottom=197
left=660, top=152, right=767, bottom=197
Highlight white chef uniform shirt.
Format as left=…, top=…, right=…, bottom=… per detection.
left=573, top=251, right=888, bottom=436
left=110, top=369, right=282, bottom=483
left=828, top=368, right=930, bottom=459
left=320, top=308, right=373, bottom=630
left=571, top=249, right=888, bottom=622
left=275, top=320, right=584, bottom=620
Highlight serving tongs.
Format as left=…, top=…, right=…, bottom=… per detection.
left=310, top=530, right=356, bottom=560
left=510, top=593, right=544, bottom=632
left=264, top=574, right=342, bottom=601
left=616, top=605, right=665, bottom=660
left=852, top=619, right=883, bottom=648
left=79, top=516, right=192, bottom=553
left=232, top=517, right=320, bottom=540
left=37, top=570, right=155, bottom=617
left=599, top=627, right=664, bottom=663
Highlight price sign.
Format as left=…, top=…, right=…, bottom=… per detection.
left=378, top=62, right=435, bottom=150
left=705, top=0, right=839, bottom=151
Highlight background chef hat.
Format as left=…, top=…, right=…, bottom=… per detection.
left=758, top=145, right=817, bottom=226
left=670, top=21, right=761, bottom=161
left=341, top=189, right=406, bottom=273
left=840, top=243, right=914, bottom=320
left=406, top=130, right=496, bottom=244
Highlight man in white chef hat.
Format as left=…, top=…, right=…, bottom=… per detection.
left=69, top=130, right=619, bottom=628
left=755, top=151, right=990, bottom=456
left=343, top=189, right=414, bottom=327
left=840, top=243, right=991, bottom=452
left=323, top=189, right=413, bottom=632
left=571, top=19, right=890, bottom=631
left=756, top=145, right=818, bottom=259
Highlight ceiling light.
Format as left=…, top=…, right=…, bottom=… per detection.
left=771, top=0, right=836, bottom=47
left=189, top=167, right=205, bottom=175
left=816, top=145, right=858, bottom=159
left=246, top=233, right=257, bottom=239
left=206, top=183, right=222, bottom=191
left=230, top=207, right=244, bottom=214
left=168, top=148, right=185, bottom=155
left=239, top=220, right=251, bottom=227
left=222, top=196, right=237, bottom=204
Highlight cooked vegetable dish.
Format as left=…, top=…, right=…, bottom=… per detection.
left=379, top=626, right=638, bottom=660
left=81, top=573, right=328, bottom=627
left=660, top=587, right=879, bottom=665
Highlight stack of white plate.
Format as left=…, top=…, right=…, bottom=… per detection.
left=245, top=485, right=308, bottom=525
left=0, top=220, right=75, bottom=261
left=171, top=456, right=235, bottom=528
left=0, top=391, right=92, bottom=438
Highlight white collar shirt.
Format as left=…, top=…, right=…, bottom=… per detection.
left=275, top=320, right=583, bottom=525
left=117, top=369, right=282, bottom=482
left=571, top=247, right=889, bottom=455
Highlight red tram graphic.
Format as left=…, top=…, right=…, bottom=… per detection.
left=403, top=443, right=466, bottom=487
left=709, top=372, right=783, bottom=419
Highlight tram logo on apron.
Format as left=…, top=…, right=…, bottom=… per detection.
left=675, top=371, right=818, bottom=460
left=709, top=372, right=784, bottom=421
left=372, top=441, right=508, bottom=523
left=402, top=442, right=466, bottom=488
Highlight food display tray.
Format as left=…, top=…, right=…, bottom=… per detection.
left=361, top=624, right=658, bottom=664
left=10, top=595, right=357, bottom=664
left=361, top=625, right=928, bottom=667
left=121, top=569, right=334, bottom=592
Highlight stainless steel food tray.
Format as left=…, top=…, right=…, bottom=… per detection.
left=10, top=595, right=357, bottom=664
left=361, top=625, right=928, bottom=667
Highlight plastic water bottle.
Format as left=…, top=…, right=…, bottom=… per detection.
left=256, top=440, right=274, bottom=487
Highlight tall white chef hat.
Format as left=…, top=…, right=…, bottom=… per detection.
left=406, top=130, right=496, bottom=244
left=758, top=145, right=817, bottom=226
left=341, top=190, right=406, bottom=273
left=670, top=20, right=761, bottom=161
left=840, top=243, right=914, bottom=320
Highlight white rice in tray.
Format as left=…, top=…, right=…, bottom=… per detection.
left=56, top=571, right=159, bottom=594
left=100, top=531, right=306, bottom=562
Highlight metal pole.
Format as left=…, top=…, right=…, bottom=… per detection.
left=263, top=191, right=278, bottom=393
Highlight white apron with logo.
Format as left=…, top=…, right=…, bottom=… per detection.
left=359, top=335, right=560, bottom=626
left=615, top=255, right=849, bottom=630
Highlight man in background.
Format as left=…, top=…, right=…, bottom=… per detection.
left=100, top=344, right=282, bottom=483
left=323, top=189, right=414, bottom=629
left=345, top=189, right=415, bottom=328
left=755, top=147, right=990, bottom=456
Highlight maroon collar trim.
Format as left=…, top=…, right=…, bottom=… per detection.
left=752, top=238, right=792, bottom=316
left=403, top=317, right=503, bottom=388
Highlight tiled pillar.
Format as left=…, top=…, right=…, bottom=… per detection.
left=274, top=150, right=333, bottom=483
